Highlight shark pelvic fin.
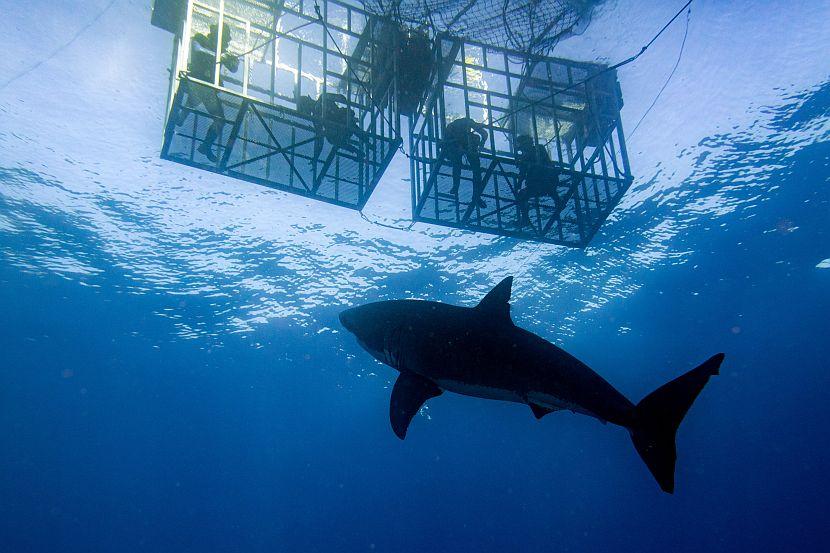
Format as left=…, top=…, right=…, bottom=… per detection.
left=476, top=276, right=513, bottom=321
left=529, top=402, right=557, bottom=419
left=389, top=371, right=443, bottom=440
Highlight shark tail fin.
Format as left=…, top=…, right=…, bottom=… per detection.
left=630, top=353, right=723, bottom=493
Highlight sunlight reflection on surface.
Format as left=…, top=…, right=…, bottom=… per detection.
left=1, top=0, right=828, bottom=344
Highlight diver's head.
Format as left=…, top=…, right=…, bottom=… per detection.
left=405, top=24, right=430, bottom=41
left=515, top=134, right=535, bottom=153
left=297, top=95, right=317, bottom=116
left=208, top=24, right=233, bottom=47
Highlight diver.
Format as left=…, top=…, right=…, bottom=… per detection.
left=367, top=23, right=431, bottom=114
left=514, top=134, right=567, bottom=228
left=176, top=24, right=240, bottom=163
left=396, top=26, right=433, bottom=114
left=439, top=117, right=488, bottom=208
left=298, top=93, right=364, bottom=166
left=368, top=22, right=398, bottom=106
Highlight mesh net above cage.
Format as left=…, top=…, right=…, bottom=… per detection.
left=361, top=0, right=599, bottom=54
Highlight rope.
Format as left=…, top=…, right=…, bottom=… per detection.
left=312, top=2, right=413, bottom=160
left=317, top=1, right=693, bottom=247
left=627, top=5, right=691, bottom=140
left=360, top=209, right=416, bottom=230
left=0, top=0, right=119, bottom=93
left=505, top=2, right=695, bottom=277
left=226, top=18, right=317, bottom=63
left=490, top=0, right=695, bottom=127
left=313, top=1, right=417, bottom=232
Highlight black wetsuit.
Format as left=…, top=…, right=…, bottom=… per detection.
left=440, top=117, right=487, bottom=205
left=397, top=29, right=432, bottom=114
left=515, top=141, right=564, bottom=227
left=179, top=32, right=239, bottom=162
left=299, top=94, right=363, bottom=164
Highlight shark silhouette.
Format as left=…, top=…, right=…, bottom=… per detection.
left=339, top=276, right=722, bottom=493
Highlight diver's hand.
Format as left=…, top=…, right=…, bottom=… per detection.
left=222, top=54, right=240, bottom=73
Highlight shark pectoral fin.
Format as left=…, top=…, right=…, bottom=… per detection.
left=390, top=371, right=443, bottom=440
left=476, top=276, right=513, bottom=322
left=529, top=403, right=557, bottom=420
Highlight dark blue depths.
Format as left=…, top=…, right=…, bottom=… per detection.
left=1, top=28, right=830, bottom=553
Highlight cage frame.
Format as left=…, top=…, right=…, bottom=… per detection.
left=408, top=33, right=633, bottom=247
left=157, top=0, right=403, bottom=210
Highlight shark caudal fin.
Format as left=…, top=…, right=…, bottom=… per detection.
left=630, top=353, right=724, bottom=493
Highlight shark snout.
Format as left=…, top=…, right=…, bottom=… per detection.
left=338, top=308, right=357, bottom=334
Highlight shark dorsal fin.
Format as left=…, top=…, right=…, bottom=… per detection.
left=476, top=276, right=513, bottom=322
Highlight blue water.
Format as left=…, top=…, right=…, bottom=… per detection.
left=1, top=1, right=829, bottom=551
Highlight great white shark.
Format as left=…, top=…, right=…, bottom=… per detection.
left=339, top=276, right=723, bottom=493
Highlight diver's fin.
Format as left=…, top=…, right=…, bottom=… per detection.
left=390, top=371, right=443, bottom=440
left=630, top=353, right=724, bottom=493
left=476, top=276, right=513, bottom=322
left=529, top=403, right=556, bottom=419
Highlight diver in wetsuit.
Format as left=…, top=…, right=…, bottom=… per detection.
left=440, top=117, right=488, bottom=208
left=396, top=27, right=433, bottom=114
left=369, top=23, right=432, bottom=115
left=514, top=134, right=567, bottom=228
left=176, top=24, right=239, bottom=163
left=298, top=93, right=364, bottom=165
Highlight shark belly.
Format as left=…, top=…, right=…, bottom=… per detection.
left=434, top=378, right=525, bottom=403
left=526, top=390, right=595, bottom=416
left=433, top=379, right=600, bottom=420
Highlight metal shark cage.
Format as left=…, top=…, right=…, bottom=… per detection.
left=152, top=0, right=401, bottom=209
left=409, top=36, right=633, bottom=246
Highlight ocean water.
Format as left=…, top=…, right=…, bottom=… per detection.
left=1, top=0, right=829, bottom=551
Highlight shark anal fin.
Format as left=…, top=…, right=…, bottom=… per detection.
left=529, top=402, right=557, bottom=419
left=476, top=276, right=513, bottom=322
left=390, top=371, right=442, bottom=440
